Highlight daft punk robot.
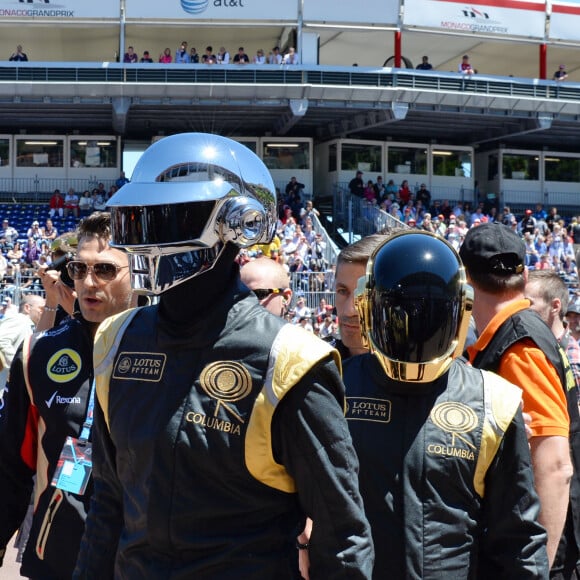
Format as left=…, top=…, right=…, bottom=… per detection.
left=355, top=229, right=473, bottom=383
left=107, top=132, right=278, bottom=295
left=342, top=230, right=548, bottom=579
left=74, top=133, right=373, bottom=579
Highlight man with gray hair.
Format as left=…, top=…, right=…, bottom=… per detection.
left=0, top=294, right=45, bottom=397
left=566, top=296, right=580, bottom=344
left=526, top=270, right=580, bottom=579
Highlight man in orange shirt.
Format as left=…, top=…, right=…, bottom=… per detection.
left=460, top=222, right=573, bottom=567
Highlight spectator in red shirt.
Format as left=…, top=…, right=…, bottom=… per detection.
left=48, top=189, right=64, bottom=218
left=398, top=180, right=412, bottom=205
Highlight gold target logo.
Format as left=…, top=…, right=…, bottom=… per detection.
left=430, top=402, right=478, bottom=449
left=199, top=361, right=253, bottom=423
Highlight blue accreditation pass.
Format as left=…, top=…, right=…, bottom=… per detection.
left=51, top=436, right=92, bottom=495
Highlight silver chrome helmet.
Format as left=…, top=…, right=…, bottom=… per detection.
left=107, top=133, right=277, bottom=294
left=355, top=230, right=473, bottom=383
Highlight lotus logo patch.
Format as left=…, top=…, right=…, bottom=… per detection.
left=428, top=402, right=478, bottom=461
left=113, top=352, right=166, bottom=382
left=345, top=397, right=391, bottom=423
left=47, top=349, right=82, bottom=383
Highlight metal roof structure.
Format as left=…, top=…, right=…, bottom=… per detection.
left=2, top=62, right=580, bottom=152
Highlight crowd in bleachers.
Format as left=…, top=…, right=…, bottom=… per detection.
left=3, top=169, right=580, bottom=334
left=0, top=204, right=81, bottom=302
left=237, top=179, right=338, bottom=335
left=349, top=172, right=580, bottom=289
left=0, top=176, right=130, bottom=304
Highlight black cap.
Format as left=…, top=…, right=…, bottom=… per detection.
left=459, top=223, right=525, bottom=275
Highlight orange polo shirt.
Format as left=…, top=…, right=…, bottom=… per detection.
left=467, top=299, right=570, bottom=438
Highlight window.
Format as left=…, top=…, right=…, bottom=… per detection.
left=387, top=146, right=426, bottom=175
left=0, top=139, right=9, bottom=167
left=487, top=154, right=499, bottom=180
left=502, top=154, right=539, bottom=180
left=544, top=156, right=580, bottom=182
left=328, top=143, right=337, bottom=172
left=432, top=149, right=472, bottom=177
left=17, top=139, right=64, bottom=168
left=341, top=143, right=382, bottom=173
left=262, top=141, right=310, bottom=170
left=70, top=139, right=117, bottom=168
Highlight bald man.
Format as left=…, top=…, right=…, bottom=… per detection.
left=240, top=257, right=292, bottom=317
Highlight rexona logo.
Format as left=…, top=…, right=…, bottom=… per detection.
left=47, top=349, right=82, bottom=383
left=45, top=390, right=82, bottom=408
left=180, top=0, right=244, bottom=15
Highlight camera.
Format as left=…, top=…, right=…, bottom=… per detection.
left=48, top=252, right=75, bottom=288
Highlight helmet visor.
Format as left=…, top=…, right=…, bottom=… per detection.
left=368, top=233, right=463, bottom=364
left=110, top=200, right=218, bottom=247
left=370, top=272, right=461, bottom=363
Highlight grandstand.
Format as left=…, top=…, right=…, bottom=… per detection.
left=0, top=203, right=81, bottom=240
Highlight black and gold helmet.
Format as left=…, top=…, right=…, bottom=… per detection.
left=355, top=230, right=473, bottom=383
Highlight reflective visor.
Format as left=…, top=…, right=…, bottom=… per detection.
left=110, top=201, right=218, bottom=247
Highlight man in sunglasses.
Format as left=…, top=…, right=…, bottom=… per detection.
left=240, top=257, right=292, bottom=317
left=0, top=211, right=137, bottom=579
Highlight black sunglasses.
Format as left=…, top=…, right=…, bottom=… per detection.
left=252, top=288, right=286, bottom=300
left=66, top=260, right=128, bottom=282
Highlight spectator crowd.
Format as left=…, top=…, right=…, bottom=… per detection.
left=349, top=170, right=580, bottom=288
left=0, top=174, right=130, bottom=308
left=121, top=42, right=300, bottom=65
left=236, top=176, right=338, bottom=336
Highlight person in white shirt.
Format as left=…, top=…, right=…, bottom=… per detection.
left=253, top=49, right=266, bottom=64
left=217, top=46, right=230, bottom=64
left=293, top=295, right=310, bottom=322
left=283, top=46, right=300, bottom=65
left=0, top=294, right=45, bottom=396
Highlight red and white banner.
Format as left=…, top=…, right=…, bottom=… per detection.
left=403, top=0, right=546, bottom=40
left=550, top=0, right=580, bottom=41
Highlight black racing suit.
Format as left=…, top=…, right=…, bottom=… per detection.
left=553, top=333, right=580, bottom=579
left=322, top=334, right=351, bottom=361
left=75, top=280, right=374, bottom=579
left=343, top=353, right=549, bottom=579
left=0, top=314, right=95, bottom=579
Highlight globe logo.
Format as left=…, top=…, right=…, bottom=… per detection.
left=181, top=0, right=209, bottom=14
